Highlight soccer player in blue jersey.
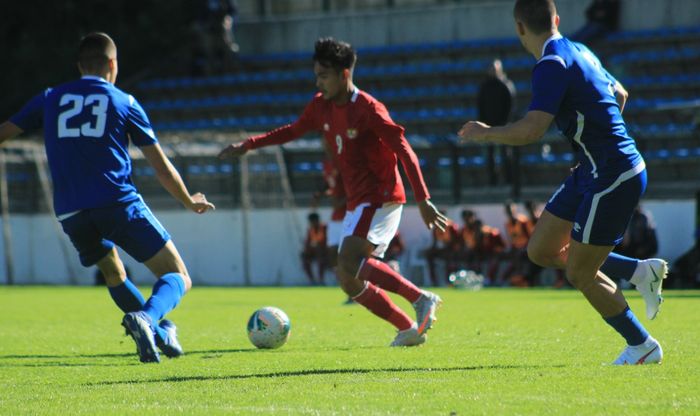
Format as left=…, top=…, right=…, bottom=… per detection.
left=459, top=0, right=666, bottom=365
left=0, top=32, right=215, bottom=363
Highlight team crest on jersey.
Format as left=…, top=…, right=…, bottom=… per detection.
left=323, top=123, right=330, bottom=131
left=347, top=128, right=358, bottom=139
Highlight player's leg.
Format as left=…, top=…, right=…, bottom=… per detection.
left=526, top=209, right=572, bottom=269
left=300, top=249, right=316, bottom=285
left=346, top=203, right=441, bottom=337
left=60, top=211, right=147, bottom=313
left=568, top=166, right=661, bottom=364
left=103, top=199, right=187, bottom=362
left=567, top=240, right=661, bottom=364
left=425, top=247, right=440, bottom=286
left=337, top=235, right=416, bottom=336
left=141, top=240, right=191, bottom=319
left=96, top=247, right=146, bottom=313
left=316, top=246, right=327, bottom=285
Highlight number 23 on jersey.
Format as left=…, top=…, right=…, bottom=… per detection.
left=57, top=93, right=108, bottom=138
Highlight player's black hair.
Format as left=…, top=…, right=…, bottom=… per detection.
left=78, top=32, right=116, bottom=73
left=461, top=209, right=475, bottom=219
left=513, top=0, right=557, bottom=35
left=313, top=37, right=357, bottom=72
left=308, top=212, right=320, bottom=222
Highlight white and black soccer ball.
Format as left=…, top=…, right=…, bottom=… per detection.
left=247, top=306, right=291, bottom=349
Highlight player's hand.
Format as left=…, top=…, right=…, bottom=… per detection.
left=186, top=192, right=215, bottom=214
left=458, top=121, right=491, bottom=143
left=217, top=142, right=248, bottom=159
left=418, top=199, right=448, bottom=232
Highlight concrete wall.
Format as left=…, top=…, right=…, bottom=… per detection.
left=235, top=0, right=700, bottom=54
left=0, top=199, right=695, bottom=286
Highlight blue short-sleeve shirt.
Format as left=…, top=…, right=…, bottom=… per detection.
left=10, top=76, right=157, bottom=216
left=528, top=34, right=642, bottom=182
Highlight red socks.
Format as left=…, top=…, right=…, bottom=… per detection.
left=357, top=258, right=422, bottom=303
left=352, top=282, right=413, bottom=331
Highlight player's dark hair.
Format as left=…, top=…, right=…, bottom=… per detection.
left=308, top=212, right=320, bottom=222
left=313, top=37, right=357, bottom=72
left=513, top=0, right=557, bottom=35
left=78, top=32, right=116, bottom=73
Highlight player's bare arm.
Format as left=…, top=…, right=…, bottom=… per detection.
left=140, top=143, right=215, bottom=214
left=459, top=110, right=554, bottom=146
left=217, top=141, right=249, bottom=159
left=614, top=81, right=629, bottom=113
left=418, top=199, right=448, bottom=232
left=0, top=121, right=23, bottom=145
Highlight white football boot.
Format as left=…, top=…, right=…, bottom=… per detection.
left=390, top=324, right=426, bottom=347
left=612, top=336, right=663, bottom=365
left=412, top=290, right=442, bottom=335
left=631, top=259, right=668, bottom=320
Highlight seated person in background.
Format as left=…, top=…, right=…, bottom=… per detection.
left=473, top=219, right=507, bottom=285
left=502, top=201, right=533, bottom=287
left=384, top=231, right=405, bottom=274
left=668, top=228, right=700, bottom=289
left=425, top=212, right=462, bottom=286
left=459, top=209, right=479, bottom=270
left=614, top=205, right=658, bottom=260
left=301, top=212, right=327, bottom=285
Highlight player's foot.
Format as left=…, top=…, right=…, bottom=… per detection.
left=122, top=311, right=160, bottom=363
left=412, top=290, right=442, bottom=335
left=155, top=319, right=184, bottom=358
left=390, top=324, right=426, bottom=347
left=612, top=336, right=663, bottom=365
left=633, top=259, right=668, bottom=320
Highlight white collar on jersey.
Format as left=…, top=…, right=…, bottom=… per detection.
left=350, top=87, right=359, bottom=103
left=541, top=33, right=563, bottom=57
left=81, top=75, right=107, bottom=82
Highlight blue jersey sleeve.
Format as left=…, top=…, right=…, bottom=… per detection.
left=528, top=60, right=569, bottom=115
left=126, top=95, right=158, bottom=147
left=9, top=90, right=49, bottom=131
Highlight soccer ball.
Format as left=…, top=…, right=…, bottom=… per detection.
left=247, top=306, right=291, bottom=349
left=448, top=269, right=485, bottom=290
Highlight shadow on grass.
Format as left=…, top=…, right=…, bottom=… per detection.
left=0, top=361, right=141, bottom=368
left=89, top=364, right=565, bottom=386
left=0, top=348, right=256, bottom=361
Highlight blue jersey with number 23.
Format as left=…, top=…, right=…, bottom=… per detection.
left=10, top=76, right=157, bottom=216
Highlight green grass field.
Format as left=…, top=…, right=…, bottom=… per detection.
left=1, top=286, right=698, bottom=415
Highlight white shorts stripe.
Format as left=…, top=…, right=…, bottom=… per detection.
left=582, top=161, right=646, bottom=243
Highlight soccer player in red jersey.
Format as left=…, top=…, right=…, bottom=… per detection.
left=219, top=37, right=447, bottom=346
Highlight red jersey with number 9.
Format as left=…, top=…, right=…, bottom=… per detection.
left=245, top=89, right=429, bottom=210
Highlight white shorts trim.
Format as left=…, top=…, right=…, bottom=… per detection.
left=340, top=203, right=402, bottom=258
left=327, top=220, right=343, bottom=247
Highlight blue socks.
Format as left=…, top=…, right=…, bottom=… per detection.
left=604, top=307, right=649, bottom=346
left=600, top=252, right=638, bottom=282
left=143, top=273, right=187, bottom=324
left=107, top=277, right=172, bottom=342
left=108, top=279, right=146, bottom=313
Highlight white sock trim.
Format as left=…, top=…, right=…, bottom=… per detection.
left=352, top=281, right=370, bottom=300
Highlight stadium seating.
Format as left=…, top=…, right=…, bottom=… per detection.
left=123, top=25, right=700, bottom=205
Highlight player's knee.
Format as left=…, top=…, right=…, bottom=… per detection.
left=527, top=244, right=551, bottom=267
left=564, top=267, right=594, bottom=291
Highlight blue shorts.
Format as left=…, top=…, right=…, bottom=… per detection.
left=59, top=197, right=171, bottom=266
left=545, top=162, right=647, bottom=246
